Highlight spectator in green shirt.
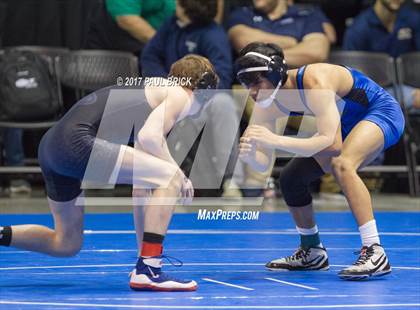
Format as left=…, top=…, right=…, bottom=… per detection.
left=86, top=0, right=175, bottom=55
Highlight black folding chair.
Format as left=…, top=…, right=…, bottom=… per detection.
left=0, top=46, right=67, bottom=174
left=329, top=51, right=397, bottom=88
left=59, top=49, right=139, bottom=99
left=328, top=51, right=418, bottom=196
left=10, top=45, right=69, bottom=61
left=397, top=52, right=420, bottom=196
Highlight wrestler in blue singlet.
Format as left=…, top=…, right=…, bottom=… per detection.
left=296, top=65, right=405, bottom=150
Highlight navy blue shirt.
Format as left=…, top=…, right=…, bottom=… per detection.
left=141, top=16, right=233, bottom=89
left=343, top=6, right=420, bottom=57
left=226, top=5, right=325, bottom=41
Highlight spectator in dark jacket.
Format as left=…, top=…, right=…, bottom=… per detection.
left=141, top=0, right=232, bottom=89
left=343, top=0, right=420, bottom=112
left=142, top=0, right=243, bottom=197
left=227, top=0, right=330, bottom=68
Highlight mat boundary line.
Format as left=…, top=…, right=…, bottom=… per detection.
left=1, top=300, right=420, bottom=309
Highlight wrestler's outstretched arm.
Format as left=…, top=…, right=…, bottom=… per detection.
left=246, top=90, right=340, bottom=157
left=239, top=100, right=285, bottom=172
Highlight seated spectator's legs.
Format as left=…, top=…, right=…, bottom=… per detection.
left=193, top=93, right=243, bottom=195
left=166, top=93, right=243, bottom=197
left=208, top=93, right=244, bottom=197
left=2, top=128, right=31, bottom=194
left=3, top=128, right=24, bottom=167
left=231, top=86, right=271, bottom=197
left=387, top=85, right=420, bottom=114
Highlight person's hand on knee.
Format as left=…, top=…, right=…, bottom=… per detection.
left=181, top=177, right=194, bottom=205
left=132, top=188, right=153, bottom=205
left=412, top=89, right=420, bottom=109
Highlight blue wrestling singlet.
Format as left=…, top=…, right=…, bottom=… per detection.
left=295, top=65, right=405, bottom=150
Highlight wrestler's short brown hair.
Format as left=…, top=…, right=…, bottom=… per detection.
left=169, top=54, right=218, bottom=90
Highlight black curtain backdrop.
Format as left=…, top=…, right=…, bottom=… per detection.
left=1, top=0, right=99, bottom=48
left=0, top=0, right=100, bottom=163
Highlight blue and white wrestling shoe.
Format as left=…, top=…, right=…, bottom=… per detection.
left=129, top=256, right=197, bottom=291
left=266, top=246, right=329, bottom=271
left=338, top=244, right=391, bottom=280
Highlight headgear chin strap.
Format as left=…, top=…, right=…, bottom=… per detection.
left=255, top=80, right=282, bottom=109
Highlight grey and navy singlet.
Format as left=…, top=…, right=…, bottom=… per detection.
left=38, top=85, right=152, bottom=201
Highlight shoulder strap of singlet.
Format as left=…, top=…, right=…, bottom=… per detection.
left=296, top=65, right=310, bottom=110
left=338, top=64, right=357, bottom=99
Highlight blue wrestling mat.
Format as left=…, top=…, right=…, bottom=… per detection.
left=1, top=212, right=420, bottom=309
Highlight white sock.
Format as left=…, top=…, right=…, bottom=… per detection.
left=296, top=225, right=319, bottom=235
left=359, top=220, right=380, bottom=247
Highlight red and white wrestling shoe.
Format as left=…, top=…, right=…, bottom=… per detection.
left=129, top=256, right=197, bottom=292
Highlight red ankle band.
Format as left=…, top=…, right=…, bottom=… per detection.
left=141, top=241, right=163, bottom=257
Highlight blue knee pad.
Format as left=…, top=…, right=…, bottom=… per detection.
left=279, top=157, right=325, bottom=207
